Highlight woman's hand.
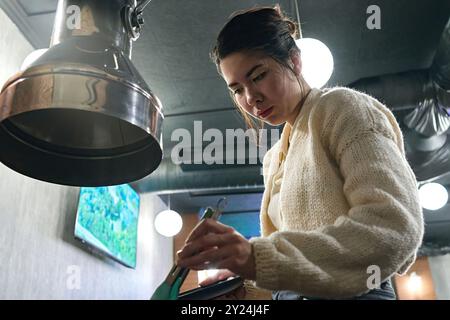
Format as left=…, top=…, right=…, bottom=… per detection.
left=176, top=218, right=256, bottom=280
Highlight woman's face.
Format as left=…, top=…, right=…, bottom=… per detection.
left=220, top=50, right=303, bottom=126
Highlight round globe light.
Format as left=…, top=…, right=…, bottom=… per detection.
left=419, top=182, right=448, bottom=211
left=295, top=38, right=334, bottom=88
left=154, top=210, right=183, bottom=237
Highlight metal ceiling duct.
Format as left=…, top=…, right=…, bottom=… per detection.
left=349, top=17, right=450, bottom=183
left=133, top=158, right=264, bottom=194
left=0, top=0, right=163, bottom=186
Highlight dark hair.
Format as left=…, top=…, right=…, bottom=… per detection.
left=210, top=5, right=301, bottom=131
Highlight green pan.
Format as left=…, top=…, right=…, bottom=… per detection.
left=151, top=201, right=225, bottom=300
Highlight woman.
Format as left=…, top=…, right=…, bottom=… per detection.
left=176, top=5, right=424, bottom=300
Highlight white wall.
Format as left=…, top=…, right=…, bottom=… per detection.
left=0, top=8, right=173, bottom=299
left=0, top=162, right=173, bottom=300
left=0, top=8, right=33, bottom=88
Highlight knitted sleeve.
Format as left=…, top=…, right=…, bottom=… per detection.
left=249, top=88, right=424, bottom=298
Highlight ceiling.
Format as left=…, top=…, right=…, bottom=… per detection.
left=1, top=0, right=450, bottom=254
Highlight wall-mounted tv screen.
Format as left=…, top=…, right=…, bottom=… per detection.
left=74, top=184, right=140, bottom=268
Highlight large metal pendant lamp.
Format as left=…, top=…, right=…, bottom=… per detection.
left=0, top=0, right=163, bottom=186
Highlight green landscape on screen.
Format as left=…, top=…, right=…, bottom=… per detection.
left=75, top=184, right=140, bottom=268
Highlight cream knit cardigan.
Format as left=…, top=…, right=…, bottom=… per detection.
left=246, top=87, right=424, bottom=299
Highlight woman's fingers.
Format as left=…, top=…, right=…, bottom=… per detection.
left=178, top=230, right=240, bottom=260
left=178, top=241, right=253, bottom=276
left=178, top=236, right=240, bottom=267
left=176, top=219, right=256, bottom=280
left=179, top=247, right=221, bottom=269
left=185, top=218, right=234, bottom=243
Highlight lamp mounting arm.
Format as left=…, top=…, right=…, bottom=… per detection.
left=123, top=0, right=152, bottom=41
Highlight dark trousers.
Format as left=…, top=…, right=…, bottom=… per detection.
left=272, top=279, right=396, bottom=300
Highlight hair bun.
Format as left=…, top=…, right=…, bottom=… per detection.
left=285, top=20, right=299, bottom=39
left=273, top=4, right=300, bottom=39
